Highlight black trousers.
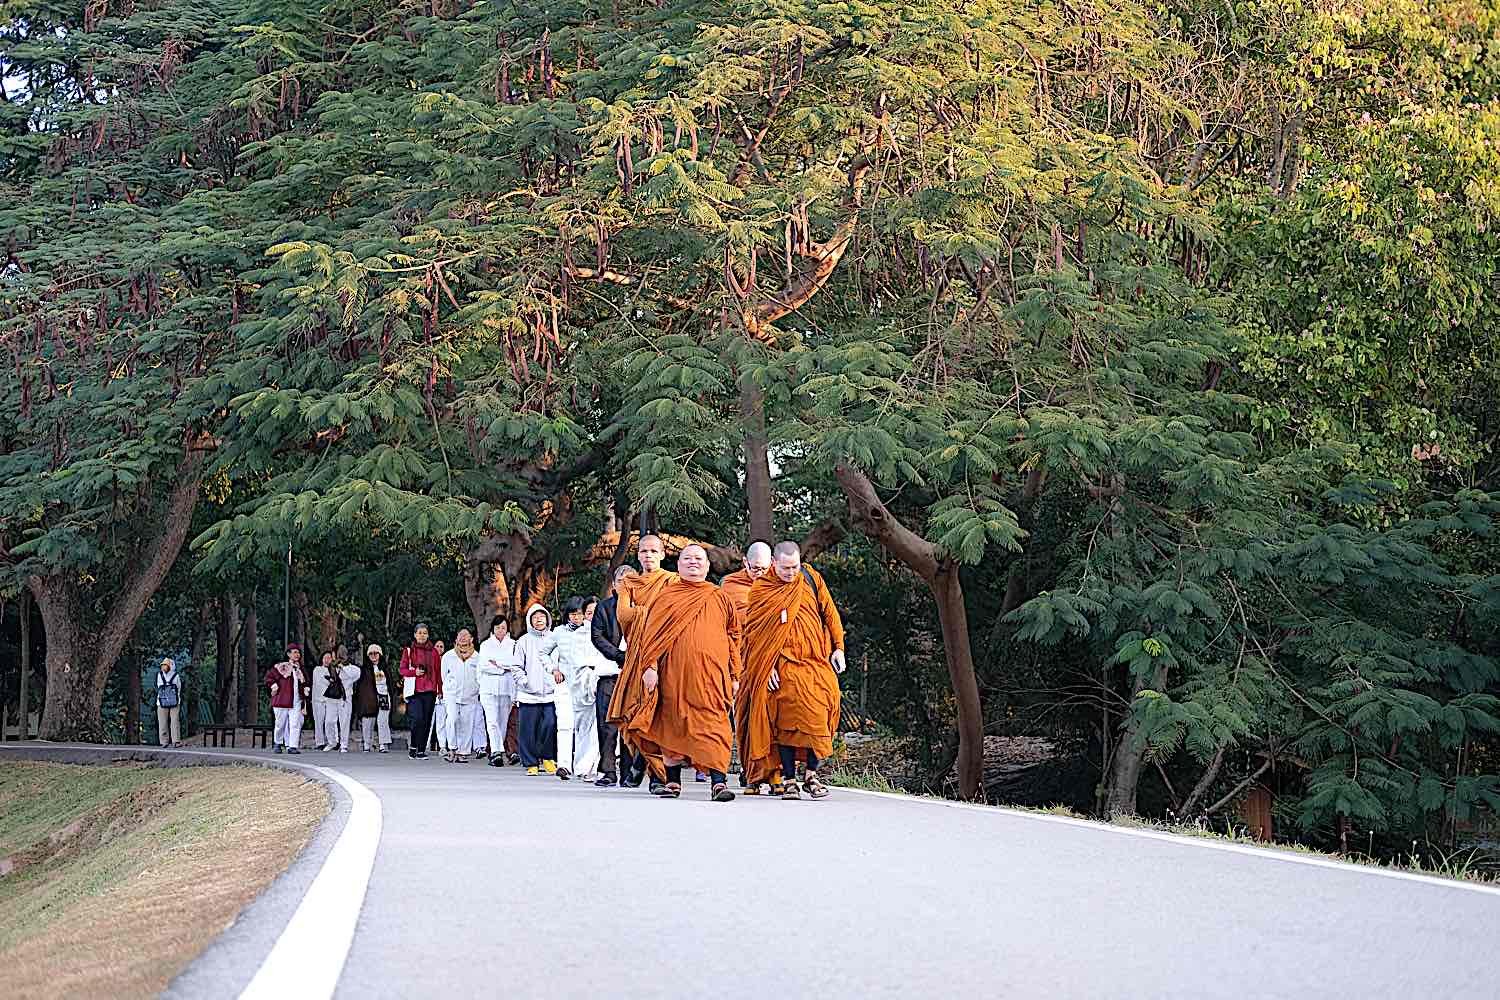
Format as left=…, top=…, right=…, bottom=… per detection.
left=595, top=675, right=622, bottom=777
left=517, top=701, right=557, bottom=767
left=407, top=691, right=436, bottom=753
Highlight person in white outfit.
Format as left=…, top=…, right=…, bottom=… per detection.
left=310, top=651, right=337, bottom=750
left=356, top=644, right=393, bottom=752
left=552, top=596, right=605, bottom=780
left=329, top=645, right=361, bottom=752
left=440, top=629, right=483, bottom=763
left=432, top=640, right=450, bottom=754
left=478, top=616, right=517, bottom=767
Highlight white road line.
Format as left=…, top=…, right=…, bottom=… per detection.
left=237, top=760, right=382, bottom=1000
left=837, top=785, right=1500, bottom=899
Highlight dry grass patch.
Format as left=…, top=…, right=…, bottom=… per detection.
left=0, top=761, right=327, bottom=1000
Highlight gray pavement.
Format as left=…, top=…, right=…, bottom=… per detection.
left=6, top=743, right=1495, bottom=998
left=293, top=750, right=1494, bottom=999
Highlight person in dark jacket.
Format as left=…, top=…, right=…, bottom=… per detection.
left=399, top=623, right=442, bottom=758
left=592, top=565, right=644, bottom=786
left=354, top=645, right=391, bottom=752
left=265, top=643, right=308, bottom=754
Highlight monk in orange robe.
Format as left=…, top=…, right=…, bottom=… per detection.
left=740, top=540, right=846, bottom=799
left=608, top=544, right=741, bottom=801
left=615, top=533, right=677, bottom=637
left=719, top=541, right=772, bottom=623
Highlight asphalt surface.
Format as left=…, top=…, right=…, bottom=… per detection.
left=278, top=749, right=1491, bottom=999
left=6, top=744, right=1496, bottom=998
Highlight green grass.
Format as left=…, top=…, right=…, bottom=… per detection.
left=0, top=762, right=165, bottom=858
left=0, top=761, right=327, bottom=999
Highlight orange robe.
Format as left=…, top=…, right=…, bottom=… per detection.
left=616, top=568, right=678, bottom=637
left=607, top=579, right=742, bottom=778
left=738, top=565, right=845, bottom=784
left=719, top=568, right=756, bottom=624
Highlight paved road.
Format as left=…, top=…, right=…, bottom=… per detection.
left=213, top=749, right=1493, bottom=999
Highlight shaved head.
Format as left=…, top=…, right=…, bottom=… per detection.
left=678, top=544, right=709, bottom=583
left=772, top=539, right=802, bottom=583
left=637, top=533, right=665, bottom=573
left=745, top=540, right=772, bottom=578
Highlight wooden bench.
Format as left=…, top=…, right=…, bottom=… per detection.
left=201, top=724, right=237, bottom=748
left=200, top=725, right=273, bottom=749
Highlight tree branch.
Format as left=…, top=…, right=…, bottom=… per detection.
left=834, top=463, right=939, bottom=580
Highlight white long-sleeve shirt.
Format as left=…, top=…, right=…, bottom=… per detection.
left=552, top=622, right=610, bottom=707
left=440, top=648, right=482, bottom=704
left=478, top=634, right=518, bottom=699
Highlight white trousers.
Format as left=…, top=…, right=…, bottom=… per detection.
left=480, top=694, right=513, bottom=759
left=572, top=696, right=599, bottom=775
left=273, top=706, right=303, bottom=748
left=361, top=711, right=392, bottom=749
left=312, top=698, right=332, bottom=746
left=327, top=699, right=353, bottom=749
left=444, top=700, right=477, bottom=754
left=433, top=701, right=449, bottom=751
left=471, top=705, right=487, bottom=752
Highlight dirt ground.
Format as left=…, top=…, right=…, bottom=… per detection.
left=0, top=760, right=327, bottom=1000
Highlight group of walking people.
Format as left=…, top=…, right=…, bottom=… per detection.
left=261, top=534, right=847, bottom=801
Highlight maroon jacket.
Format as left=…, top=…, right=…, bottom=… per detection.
left=264, top=662, right=308, bottom=709
left=400, top=642, right=443, bottom=696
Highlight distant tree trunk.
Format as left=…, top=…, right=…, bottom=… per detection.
left=742, top=378, right=774, bottom=542
left=834, top=464, right=985, bottom=800
left=318, top=610, right=339, bottom=657
left=125, top=648, right=141, bottom=744
left=30, top=446, right=205, bottom=741
left=241, top=603, right=258, bottom=724
left=217, top=597, right=240, bottom=722
left=17, top=590, right=30, bottom=739
left=1105, top=664, right=1167, bottom=817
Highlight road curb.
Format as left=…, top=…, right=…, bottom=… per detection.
left=0, top=743, right=382, bottom=998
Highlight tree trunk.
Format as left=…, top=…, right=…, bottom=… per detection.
left=216, top=597, right=239, bottom=723
left=241, top=602, right=258, bottom=725
left=29, top=447, right=206, bottom=742
left=833, top=464, right=985, bottom=800
left=317, top=610, right=339, bottom=657
left=125, top=647, right=141, bottom=744
left=464, top=560, right=512, bottom=638
left=1104, top=664, right=1167, bottom=817
left=741, top=378, right=774, bottom=542
left=17, top=590, right=30, bottom=739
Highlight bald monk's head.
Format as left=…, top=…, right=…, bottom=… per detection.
left=744, top=541, right=772, bottom=579
left=678, top=544, right=710, bottom=583
left=772, top=540, right=802, bottom=583
left=638, top=534, right=665, bottom=573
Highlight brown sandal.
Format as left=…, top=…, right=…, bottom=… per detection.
left=664, top=782, right=682, bottom=798
left=803, top=774, right=830, bottom=799
left=712, top=783, right=736, bottom=802
left=781, top=780, right=801, bottom=800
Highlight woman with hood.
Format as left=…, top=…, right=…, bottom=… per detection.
left=440, top=629, right=483, bottom=763
left=399, top=623, right=442, bottom=759
left=354, top=644, right=392, bottom=752
left=552, top=596, right=607, bottom=780
left=505, top=604, right=559, bottom=775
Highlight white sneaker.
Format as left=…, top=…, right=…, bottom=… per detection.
left=340, top=747, right=348, bottom=753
